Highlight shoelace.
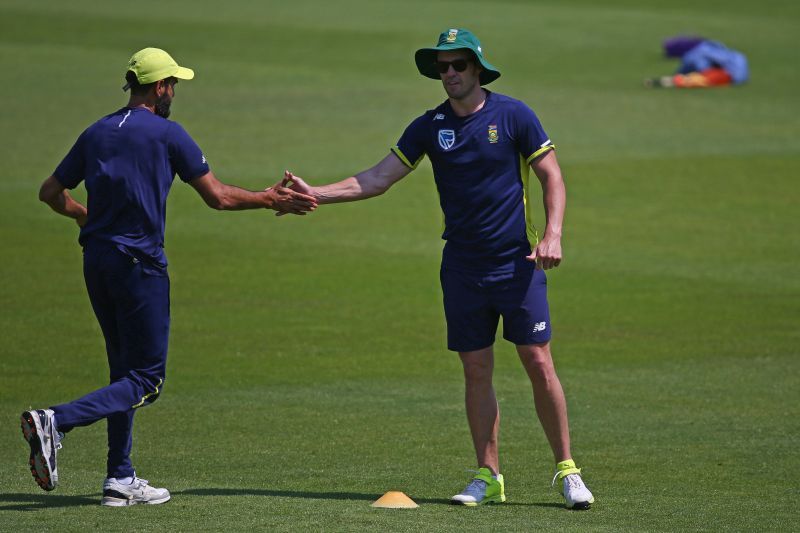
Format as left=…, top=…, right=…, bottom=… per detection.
left=461, top=478, right=487, bottom=496
left=551, top=470, right=583, bottom=488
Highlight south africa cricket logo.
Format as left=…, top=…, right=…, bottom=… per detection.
left=488, top=124, right=498, bottom=143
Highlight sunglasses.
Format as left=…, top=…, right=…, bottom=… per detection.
left=435, top=59, right=471, bottom=73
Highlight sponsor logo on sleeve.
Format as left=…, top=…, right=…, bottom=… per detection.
left=438, top=129, right=456, bottom=150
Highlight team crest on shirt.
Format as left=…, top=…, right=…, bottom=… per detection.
left=438, top=129, right=456, bottom=150
left=488, top=124, right=499, bottom=143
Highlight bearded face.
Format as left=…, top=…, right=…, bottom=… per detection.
left=154, top=78, right=177, bottom=118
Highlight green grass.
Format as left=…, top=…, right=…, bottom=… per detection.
left=1, top=0, right=799, bottom=530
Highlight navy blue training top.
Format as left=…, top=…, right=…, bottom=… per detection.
left=54, top=107, right=210, bottom=269
left=391, top=91, right=555, bottom=274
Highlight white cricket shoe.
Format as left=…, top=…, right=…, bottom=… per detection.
left=101, top=476, right=170, bottom=507
left=21, top=409, right=61, bottom=491
left=552, top=459, right=594, bottom=510
left=561, top=473, right=594, bottom=510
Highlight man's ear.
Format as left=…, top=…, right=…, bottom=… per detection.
left=154, top=79, right=166, bottom=97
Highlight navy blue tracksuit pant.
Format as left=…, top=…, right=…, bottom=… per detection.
left=51, top=242, right=169, bottom=478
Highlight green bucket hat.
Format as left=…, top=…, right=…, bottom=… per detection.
left=414, top=28, right=501, bottom=85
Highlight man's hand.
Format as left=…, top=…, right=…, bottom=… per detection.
left=76, top=212, right=88, bottom=227
left=282, top=170, right=315, bottom=195
left=190, top=171, right=316, bottom=213
left=526, top=233, right=562, bottom=270
left=275, top=171, right=317, bottom=216
left=265, top=177, right=317, bottom=215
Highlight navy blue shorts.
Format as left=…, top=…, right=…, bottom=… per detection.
left=440, top=260, right=551, bottom=352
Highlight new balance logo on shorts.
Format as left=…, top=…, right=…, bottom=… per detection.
left=532, top=321, right=547, bottom=333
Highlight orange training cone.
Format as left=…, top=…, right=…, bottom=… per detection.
left=371, top=491, right=419, bottom=509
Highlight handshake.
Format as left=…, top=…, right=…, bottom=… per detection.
left=267, top=170, right=316, bottom=217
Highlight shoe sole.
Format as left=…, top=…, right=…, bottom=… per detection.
left=20, top=411, right=55, bottom=491
left=101, top=494, right=171, bottom=507
left=450, top=495, right=506, bottom=506
left=567, top=497, right=594, bottom=510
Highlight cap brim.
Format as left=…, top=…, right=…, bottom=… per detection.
left=174, top=66, right=194, bottom=80
left=414, top=47, right=500, bottom=85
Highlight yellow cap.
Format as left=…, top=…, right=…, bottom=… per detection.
left=125, top=47, right=194, bottom=87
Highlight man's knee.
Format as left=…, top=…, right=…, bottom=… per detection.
left=460, top=349, right=494, bottom=383
left=129, top=371, right=165, bottom=409
left=518, top=343, right=557, bottom=379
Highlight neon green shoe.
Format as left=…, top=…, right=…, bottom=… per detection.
left=451, top=467, right=506, bottom=506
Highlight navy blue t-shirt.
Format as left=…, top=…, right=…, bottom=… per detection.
left=392, top=91, right=555, bottom=274
left=54, top=107, right=209, bottom=269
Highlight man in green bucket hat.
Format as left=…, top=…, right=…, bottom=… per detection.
left=283, top=28, right=594, bottom=509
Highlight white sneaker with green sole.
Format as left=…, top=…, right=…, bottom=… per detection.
left=451, top=467, right=506, bottom=506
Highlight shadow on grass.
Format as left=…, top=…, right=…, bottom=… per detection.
left=0, top=493, right=98, bottom=511
left=0, top=489, right=565, bottom=510
left=178, top=488, right=563, bottom=508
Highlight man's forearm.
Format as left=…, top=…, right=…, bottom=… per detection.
left=212, top=183, right=272, bottom=210
left=287, top=153, right=410, bottom=205
left=44, top=190, right=87, bottom=221
left=312, top=173, right=387, bottom=204
left=39, top=176, right=87, bottom=222
left=542, top=178, right=566, bottom=237
left=531, top=152, right=566, bottom=238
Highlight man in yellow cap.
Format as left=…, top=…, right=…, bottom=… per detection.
left=22, top=47, right=317, bottom=506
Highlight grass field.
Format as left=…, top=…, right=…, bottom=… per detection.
left=1, top=0, right=799, bottom=530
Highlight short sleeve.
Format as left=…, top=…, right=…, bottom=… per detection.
left=167, top=122, right=210, bottom=182
left=514, top=103, right=555, bottom=164
left=391, top=114, right=428, bottom=169
left=53, top=130, right=88, bottom=189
